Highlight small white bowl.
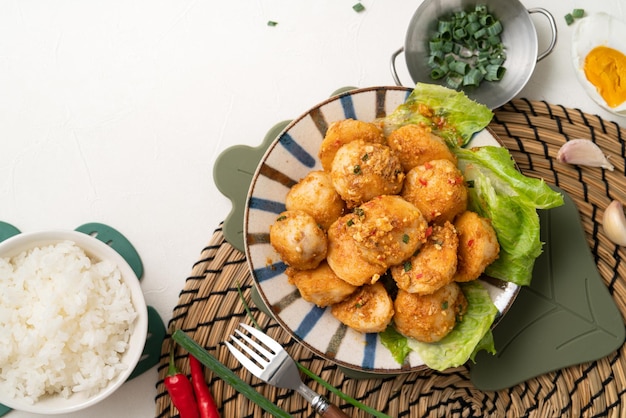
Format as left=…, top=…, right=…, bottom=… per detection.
left=571, top=13, right=626, bottom=116
left=0, top=230, right=148, bottom=415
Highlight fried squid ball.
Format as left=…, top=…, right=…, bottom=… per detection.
left=348, top=195, right=428, bottom=267
left=331, top=281, right=394, bottom=333
left=330, top=140, right=405, bottom=208
left=402, top=159, right=468, bottom=224
left=287, top=262, right=357, bottom=308
left=269, top=210, right=327, bottom=270
left=387, top=124, right=457, bottom=171
left=285, top=170, right=345, bottom=230
left=453, top=211, right=500, bottom=282
left=326, top=214, right=388, bottom=286
left=393, top=282, right=468, bottom=343
left=390, top=221, right=459, bottom=295
left=319, top=119, right=386, bottom=172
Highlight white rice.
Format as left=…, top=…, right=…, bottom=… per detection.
left=0, top=240, right=137, bottom=404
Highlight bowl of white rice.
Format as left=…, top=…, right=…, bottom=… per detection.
left=0, top=230, right=148, bottom=414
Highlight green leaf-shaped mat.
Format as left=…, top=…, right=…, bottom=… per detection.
left=470, top=186, right=625, bottom=390
left=214, top=120, right=291, bottom=252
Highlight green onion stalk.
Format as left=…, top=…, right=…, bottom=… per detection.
left=172, top=330, right=292, bottom=418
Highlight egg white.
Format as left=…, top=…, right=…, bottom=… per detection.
left=572, top=12, right=626, bottom=115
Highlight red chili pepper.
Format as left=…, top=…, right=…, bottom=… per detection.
left=189, top=354, right=220, bottom=418
left=164, top=349, right=200, bottom=418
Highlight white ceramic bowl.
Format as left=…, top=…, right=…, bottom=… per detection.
left=0, top=230, right=148, bottom=414
left=571, top=12, right=626, bottom=116
left=244, top=86, right=519, bottom=374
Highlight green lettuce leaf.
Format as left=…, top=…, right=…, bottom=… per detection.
left=407, top=282, right=498, bottom=371
left=455, top=146, right=564, bottom=285
left=375, top=83, right=564, bottom=369
left=456, top=146, right=564, bottom=209
left=383, top=83, right=493, bottom=147
left=379, top=325, right=411, bottom=365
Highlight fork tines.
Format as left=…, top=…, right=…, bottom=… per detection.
left=225, top=323, right=283, bottom=378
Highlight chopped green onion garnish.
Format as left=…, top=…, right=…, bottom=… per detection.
left=565, top=13, right=574, bottom=25
left=446, top=74, right=463, bottom=89
left=479, top=14, right=494, bottom=26
left=486, top=21, right=502, bottom=36
left=427, top=4, right=506, bottom=89
left=472, top=27, right=486, bottom=39
left=438, top=20, right=454, bottom=33
left=465, top=21, right=481, bottom=35
left=352, top=2, right=365, bottom=12
left=442, top=41, right=454, bottom=53
left=449, top=60, right=469, bottom=75
left=431, top=67, right=447, bottom=80
left=463, top=67, right=484, bottom=87
left=485, top=64, right=506, bottom=81
left=267, top=20, right=278, bottom=27
left=453, top=27, right=467, bottom=40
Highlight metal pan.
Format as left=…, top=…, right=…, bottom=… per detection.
left=391, top=0, right=557, bottom=109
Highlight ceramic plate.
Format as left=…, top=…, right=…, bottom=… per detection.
left=244, top=86, right=519, bottom=373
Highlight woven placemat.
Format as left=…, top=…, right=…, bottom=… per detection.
left=154, top=99, right=626, bottom=418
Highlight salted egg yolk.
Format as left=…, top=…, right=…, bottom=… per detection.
left=584, top=46, right=626, bottom=108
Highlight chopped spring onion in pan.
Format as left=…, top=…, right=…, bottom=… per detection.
left=427, top=4, right=506, bottom=89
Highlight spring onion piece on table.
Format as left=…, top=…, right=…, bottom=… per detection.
left=171, top=330, right=291, bottom=418
left=427, top=4, right=506, bottom=89
left=565, top=8, right=585, bottom=25
left=352, top=2, right=365, bottom=12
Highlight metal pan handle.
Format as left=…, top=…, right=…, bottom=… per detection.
left=390, top=47, right=406, bottom=86
left=528, top=7, right=558, bottom=62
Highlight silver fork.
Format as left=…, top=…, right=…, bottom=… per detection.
left=225, top=323, right=350, bottom=418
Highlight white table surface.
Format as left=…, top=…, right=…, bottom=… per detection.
left=1, top=1, right=625, bottom=417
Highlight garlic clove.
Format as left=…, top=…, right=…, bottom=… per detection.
left=602, top=200, right=626, bottom=246
left=556, top=138, right=614, bottom=171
